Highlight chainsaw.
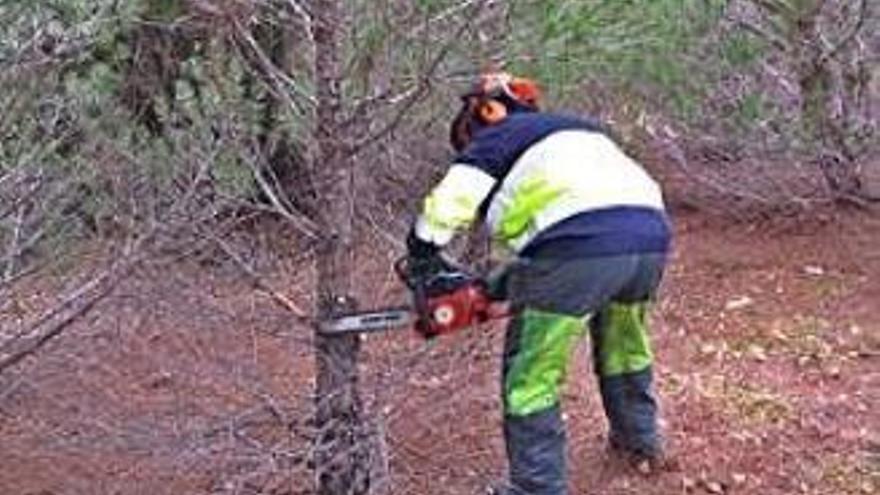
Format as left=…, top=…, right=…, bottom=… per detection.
left=319, top=257, right=509, bottom=338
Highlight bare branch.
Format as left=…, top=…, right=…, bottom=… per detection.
left=2, top=205, right=26, bottom=282
left=285, top=0, right=314, bottom=40
left=242, top=147, right=321, bottom=239
left=0, top=246, right=143, bottom=374
left=203, top=228, right=311, bottom=321
left=751, top=0, right=797, bottom=18
left=348, top=0, right=489, bottom=155
left=734, top=18, right=789, bottom=51
left=818, top=0, right=868, bottom=66
left=405, top=0, right=490, bottom=39
left=230, top=17, right=317, bottom=115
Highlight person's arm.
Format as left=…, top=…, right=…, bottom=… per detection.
left=408, top=163, right=497, bottom=259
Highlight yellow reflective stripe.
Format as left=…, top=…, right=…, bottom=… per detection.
left=423, top=193, right=479, bottom=231
left=414, top=164, right=496, bottom=246
left=485, top=130, right=665, bottom=252
left=497, top=174, right=567, bottom=245
left=596, top=302, right=653, bottom=376
left=505, top=309, right=586, bottom=416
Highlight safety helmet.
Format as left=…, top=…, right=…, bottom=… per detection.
left=450, top=71, right=541, bottom=151
left=463, top=72, right=541, bottom=110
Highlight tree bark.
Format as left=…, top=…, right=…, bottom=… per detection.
left=310, top=1, right=371, bottom=494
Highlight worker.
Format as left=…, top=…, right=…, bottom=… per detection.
left=406, top=72, right=672, bottom=495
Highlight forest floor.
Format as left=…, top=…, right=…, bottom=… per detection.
left=1, top=207, right=878, bottom=495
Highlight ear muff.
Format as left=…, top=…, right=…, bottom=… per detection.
left=450, top=101, right=475, bottom=152
left=508, top=78, right=541, bottom=109
left=477, top=99, right=507, bottom=125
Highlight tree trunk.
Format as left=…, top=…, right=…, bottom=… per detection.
left=310, top=1, right=371, bottom=494
left=795, top=1, right=866, bottom=200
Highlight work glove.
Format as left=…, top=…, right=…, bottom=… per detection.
left=405, top=229, right=448, bottom=284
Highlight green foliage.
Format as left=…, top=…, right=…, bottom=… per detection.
left=505, top=0, right=727, bottom=114
left=736, top=92, right=766, bottom=125
left=720, top=31, right=767, bottom=67
left=750, top=0, right=825, bottom=41
left=1, top=0, right=269, bottom=258
left=414, top=0, right=446, bottom=12
left=3, top=0, right=873, bottom=276
left=729, top=0, right=878, bottom=168
left=144, top=0, right=185, bottom=21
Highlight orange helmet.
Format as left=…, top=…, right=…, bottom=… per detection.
left=464, top=71, right=541, bottom=110
left=450, top=71, right=542, bottom=151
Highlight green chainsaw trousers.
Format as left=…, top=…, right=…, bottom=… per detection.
left=500, top=251, right=666, bottom=495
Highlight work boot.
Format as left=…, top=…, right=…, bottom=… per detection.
left=608, top=436, right=672, bottom=473
left=598, top=367, right=660, bottom=458
left=484, top=481, right=533, bottom=495
left=484, top=483, right=512, bottom=495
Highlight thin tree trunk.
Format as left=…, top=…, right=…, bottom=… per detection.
left=310, top=1, right=370, bottom=494
left=795, top=1, right=866, bottom=200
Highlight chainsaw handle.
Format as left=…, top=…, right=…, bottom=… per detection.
left=395, top=255, right=509, bottom=339
left=412, top=276, right=433, bottom=337
left=393, top=257, right=435, bottom=337
left=393, top=257, right=413, bottom=288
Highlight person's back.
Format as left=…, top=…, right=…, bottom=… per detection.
left=446, top=110, right=668, bottom=257
left=406, top=73, right=671, bottom=495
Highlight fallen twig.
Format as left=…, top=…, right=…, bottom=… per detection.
left=0, top=250, right=142, bottom=374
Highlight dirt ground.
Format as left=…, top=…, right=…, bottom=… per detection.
left=1, top=207, right=878, bottom=495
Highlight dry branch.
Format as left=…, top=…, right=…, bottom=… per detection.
left=348, top=0, right=488, bottom=155
left=204, top=229, right=311, bottom=320
left=0, top=247, right=144, bottom=374
left=242, top=148, right=321, bottom=239
left=230, top=17, right=317, bottom=116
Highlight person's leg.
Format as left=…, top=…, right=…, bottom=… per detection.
left=589, top=252, right=666, bottom=458
left=502, top=308, right=585, bottom=495
left=498, top=255, right=639, bottom=494
left=589, top=302, right=659, bottom=457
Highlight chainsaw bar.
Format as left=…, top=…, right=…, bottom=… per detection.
left=319, top=306, right=415, bottom=335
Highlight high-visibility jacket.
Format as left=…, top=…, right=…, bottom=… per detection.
left=414, top=112, right=670, bottom=257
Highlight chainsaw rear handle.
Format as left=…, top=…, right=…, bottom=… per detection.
left=393, top=256, right=508, bottom=339
left=395, top=256, right=455, bottom=336
left=394, top=255, right=458, bottom=286
left=394, top=257, right=430, bottom=333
